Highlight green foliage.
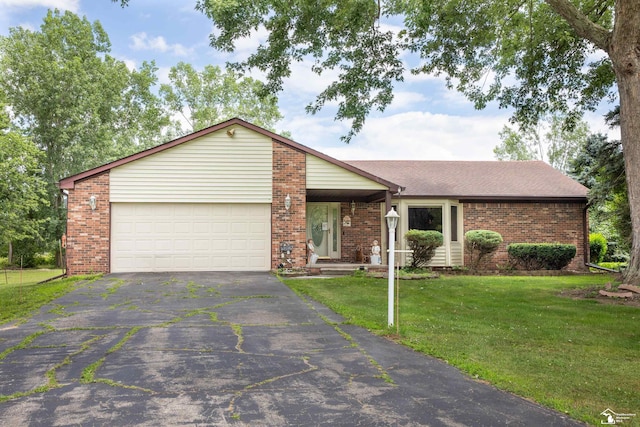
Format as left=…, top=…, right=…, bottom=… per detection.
left=10, top=239, right=42, bottom=268
left=597, top=262, right=626, bottom=271
left=192, top=0, right=616, bottom=141
left=507, top=243, right=576, bottom=270
left=160, top=62, right=284, bottom=135
left=0, top=110, right=49, bottom=251
left=570, top=133, right=630, bottom=252
left=494, top=115, right=589, bottom=173
left=196, top=0, right=404, bottom=142
left=0, top=9, right=170, bottom=257
left=589, top=233, right=608, bottom=264
left=464, top=230, right=503, bottom=270
left=405, top=229, right=443, bottom=268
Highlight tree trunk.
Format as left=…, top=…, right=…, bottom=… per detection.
left=609, top=0, right=640, bottom=284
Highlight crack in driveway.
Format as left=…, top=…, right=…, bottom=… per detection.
left=0, top=272, right=586, bottom=426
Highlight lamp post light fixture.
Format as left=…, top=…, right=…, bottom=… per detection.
left=385, top=208, right=400, bottom=327
left=284, top=194, right=292, bottom=212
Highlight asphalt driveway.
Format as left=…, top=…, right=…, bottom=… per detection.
left=0, top=272, right=585, bottom=426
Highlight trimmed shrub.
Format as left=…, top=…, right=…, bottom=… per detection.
left=507, top=243, right=576, bottom=270
left=465, top=230, right=503, bottom=270
left=589, top=233, right=608, bottom=264
left=405, top=229, right=443, bottom=268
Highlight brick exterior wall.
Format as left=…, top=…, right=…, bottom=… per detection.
left=65, top=172, right=110, bottom=275
left=340, top=202, right=383, bottom=263
left=272, top=140, right=307, bottom=269
left=463, top=201, right=588, bottom=271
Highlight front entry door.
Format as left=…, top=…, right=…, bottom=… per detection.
left=307, top=203, right=341, bottom=259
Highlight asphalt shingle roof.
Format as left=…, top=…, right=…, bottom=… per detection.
left=347, top=160, right=588, bottom=200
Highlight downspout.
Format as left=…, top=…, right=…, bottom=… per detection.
left=61, top=189, right=69, bottom=276
left=583, top=202, right=590, bottom=267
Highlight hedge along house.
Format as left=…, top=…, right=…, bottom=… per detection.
left=59, top=118, right=589, bottom=275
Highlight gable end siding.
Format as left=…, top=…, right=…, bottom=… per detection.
left=306, top=155, right=388, bottom=190
left=110, top=127, right=273, bottom=203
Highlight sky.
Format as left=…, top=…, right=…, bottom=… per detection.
left=0, top=0, right=620, bottom=162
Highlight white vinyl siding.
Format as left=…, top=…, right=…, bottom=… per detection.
left=450, top=242, right=464, bottom=266
left=111, top=203, right=271, bottom=272
left=428, top=247, right=447, bottom=267
left=306, top=155, right=387, bottom=190
left=110, top=127, right=273, bottom=203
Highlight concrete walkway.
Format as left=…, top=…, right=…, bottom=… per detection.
left=0, top=272, right=585, bottom=426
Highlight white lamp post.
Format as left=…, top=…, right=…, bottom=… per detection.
left=385, top=208, right=400, bottom=327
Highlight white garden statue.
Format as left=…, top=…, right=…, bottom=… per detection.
left=370, top=240, right=381, bottom=265
left=308, top=239, right=319, bottom=264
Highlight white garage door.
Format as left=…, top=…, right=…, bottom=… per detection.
left=111, top=203, right=271, bottom=272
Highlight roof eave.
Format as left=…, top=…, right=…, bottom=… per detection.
left=457, top=196, right=588, bottom=203
left=58, top=118, right=403, bottom=193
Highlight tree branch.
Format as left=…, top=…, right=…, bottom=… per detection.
left=544, top=0, right=611, bottom=51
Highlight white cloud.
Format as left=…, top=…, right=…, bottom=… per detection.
left=156, top=66, right=172, bottom=85
left=121, top=58, right=137, bottom=72
left=584, top=110, right=620, bottom=140
left=388, top=91, right=428, bottom=111
left=129, top=32, right=192, bottom=57
left=304, top=111, right=510, bottom=161
left=0, top=0, right=79, bottom=10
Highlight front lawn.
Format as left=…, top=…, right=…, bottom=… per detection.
left=283, top=274, right=638, bottom=426
left=0, top=270, right=97, bottom=325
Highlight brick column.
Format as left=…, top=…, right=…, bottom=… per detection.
left=272, top=141, right=307, bottom=269
left=65, top=172, right=110, bottom=275
left=340, top=202, right=383, bottom=262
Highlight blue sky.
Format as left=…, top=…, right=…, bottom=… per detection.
left=0, top=0, right=619, bottom=161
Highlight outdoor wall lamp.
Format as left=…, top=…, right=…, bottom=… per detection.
left=226, top=128, right=235, bottom=137
left=351, top=200, right=356, bottom=216
left=89, top=195, right=97, bottom=211
left=284, top=194, right=292, bottom=211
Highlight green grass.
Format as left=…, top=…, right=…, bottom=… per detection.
left=0, top=269, right=96, bottom=325
left=284, top=274, right=639, bottom=426
left=1, top=269, right=64, bottom=286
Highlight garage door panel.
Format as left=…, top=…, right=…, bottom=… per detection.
left=111, top=203, right=271, bottom=272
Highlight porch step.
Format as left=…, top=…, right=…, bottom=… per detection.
left=306, top=263, right=388, bottom=276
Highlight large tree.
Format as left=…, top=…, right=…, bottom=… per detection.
left=494, top=115, right=590, bottom=173
left=0, top=9, right=170, bottom=245
left=0, top=103, right=49, bottom=264
left=160, top=62, right=284, bottom=135
left=571, top=132, right=630, bottom=253
left=115, top=0, right=640, bottom=284
left=0, top=10, right=169, bottom=192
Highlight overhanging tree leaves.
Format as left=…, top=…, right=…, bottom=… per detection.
left=112, top=0, right=640, bottom=284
